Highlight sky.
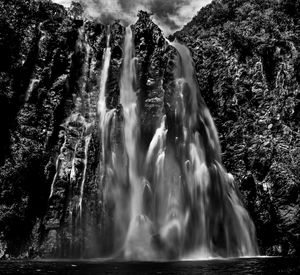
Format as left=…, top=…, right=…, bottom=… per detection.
left=52, top=0, right=213, bottom=34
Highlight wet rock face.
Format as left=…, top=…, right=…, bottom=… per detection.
left=0, top=0, right=79, bottom=257
left=133, top=11, right=177, bottom=147
left=175, top=0, right=300, bottom=256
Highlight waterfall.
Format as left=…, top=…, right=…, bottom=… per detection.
left=166, top=39, right=258, bottom=258
left=111, top=30, right=258, bottom=259
left=98, top=25, right=113, bottom=170
left=49, top=131, right=67, bottom=199
left=78, top=134, right=91, bottom=215
left=77, top=31, right=93, bottom=215
left=98, top=26, right=112, bottom=129
left=47, top=23, right=258, bottom=260
left=119, top=26, right=145, bottom=258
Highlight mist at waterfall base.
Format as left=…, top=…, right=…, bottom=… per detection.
left=73, top=23, right=259, bottom=261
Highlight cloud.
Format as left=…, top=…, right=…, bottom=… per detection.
left=51, top=0, right=212, bottom=34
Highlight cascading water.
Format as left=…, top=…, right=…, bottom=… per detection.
left=167, top=39, right=258, bottom=258
left=47, top=21, right=258, bottom=260
left=103, top=29, right=258, bottom=260
left=78, top=134, right=91, bottom=215
left=119, top=27, right=146, bottom=258
left=98, top=27, right=112, bottom=132
left=49, top=130, right=67, bottom=199
left=98, top=26, right=115, bottom=172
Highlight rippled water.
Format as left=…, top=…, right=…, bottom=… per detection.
left=1, top=257, right=299, bottom=274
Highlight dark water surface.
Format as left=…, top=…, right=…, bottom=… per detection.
left=0, top=257, right=299, bottom=274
